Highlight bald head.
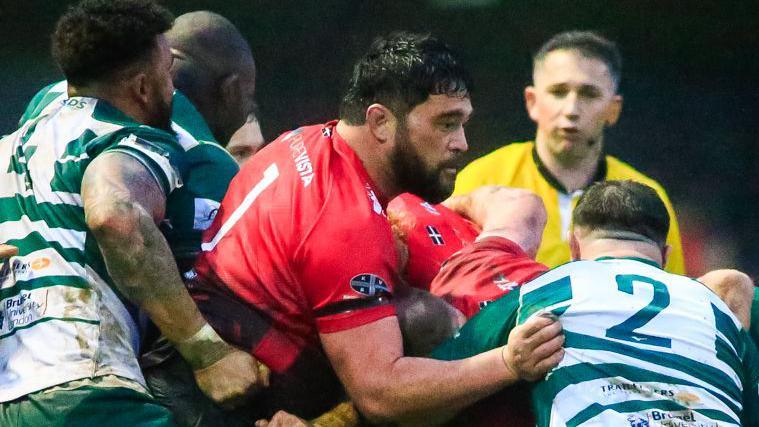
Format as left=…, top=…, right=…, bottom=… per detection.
left=167, top=11, right=257, bottom=144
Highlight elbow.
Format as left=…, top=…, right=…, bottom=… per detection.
left=352, top=394, right=399, bottom=425
left=85, top=200, right=147, bottom=246
left=353, top=391, right=435, bottom=425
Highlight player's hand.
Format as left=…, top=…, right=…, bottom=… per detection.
left=443, top=186, right=546, bottom=257
left=502, top=313, right=564, bottom=381
left=0, top=244, right=18, bottom=259
left=699, top=269, right=754, bottom=328
left=192, top=347, right=271, bottom=409
left=255, top=410, right=314, bottom=427
left=443, top=186, right=545, bottom=232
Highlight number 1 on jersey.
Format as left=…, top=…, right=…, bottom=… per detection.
left=605, top=274, right=672, bottom=348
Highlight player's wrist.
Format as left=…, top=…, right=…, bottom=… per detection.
left=175, top=323, right=234, bottom=370
left=500, top=344, right=521, bottom=381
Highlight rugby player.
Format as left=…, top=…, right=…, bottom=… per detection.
left=167, top=11, right=264, bottom=164
left=433, top=180, right=759, bottom=426
left=191, top=32, right=565, bottom=424
left=0, top=1, right=263, bottom=425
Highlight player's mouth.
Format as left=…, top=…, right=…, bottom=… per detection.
left=556, top=127, right=582, bottom=140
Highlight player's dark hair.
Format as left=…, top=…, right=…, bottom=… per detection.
left=573, top=180, right=669, bottom=246
left=340, top=32, right=472, bottom=125
left=52, top=0, right=174, bottom=86
left=534, top=31, right=622, bottom=89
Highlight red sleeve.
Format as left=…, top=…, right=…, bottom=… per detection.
left=430, top=236, right=548, bottom=318
left=296, top=209, right=399, bottom=334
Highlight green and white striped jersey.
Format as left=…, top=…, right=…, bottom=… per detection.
left=18, top=82, right=239, bottom=272
left=0, top=82, right=238, bottom=401
left=433, top=257, right=759, bottom=426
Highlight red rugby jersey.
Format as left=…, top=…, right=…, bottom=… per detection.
left=193, top=121, right=399, bottom=374
left=431, top=236, right=548, bottom=318
left=389, top=193, right=547, bottom=318
left=388, top=193, right=480, bottom=291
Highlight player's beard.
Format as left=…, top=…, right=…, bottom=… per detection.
left=150, top=96, right=173, bottom=132
left=390, top=122, right=460, bottom=204
left=145, top=81, right=174, bottom=132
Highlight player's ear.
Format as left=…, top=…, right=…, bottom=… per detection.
left=219, top=73, right=241, bottom=113
left=127, top=70, right=151, bottom=107
left=604, top=94, right=623, bottom=126
left=366, top=104, right=395, bottom=144
left=524, top=86, right=539, bottom=123
left=661, top=244, right=671, bottom=267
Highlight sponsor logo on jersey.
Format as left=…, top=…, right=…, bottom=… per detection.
left=193, top=198, right=221, bottom=231
left=493, top=273, right=518, bottom=291
left=420, top=202, right=440, bottom=215
left=30, top=257, right=50, bottom=271
left=61, top=98, right=88, bottom=109
left=286, top=130, right=314, bottom=188
left=321, top=127, right=332, bottom=138
left=600, top=382, right=675, bottom=398
left=1, top=290, right=48, bottom=332
left=626, top=414, right=649, bottom=427
left=349, top=274, right=390, bottom=296
left=426, top=225, right=444, bottom=245
left=365, top=185, right=383, bottom=215
left=643, top=410, right=712, bottom=426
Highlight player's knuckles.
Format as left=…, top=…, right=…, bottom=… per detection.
left=532, top=334, right=565, bottom=359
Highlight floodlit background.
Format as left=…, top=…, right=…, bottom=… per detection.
left=1, top=0, right=757, bottom=276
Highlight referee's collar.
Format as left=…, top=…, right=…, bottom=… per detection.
left=531, top=144, right=607, bottom=195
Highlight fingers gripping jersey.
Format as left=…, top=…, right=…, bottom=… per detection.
left=434, top=258, right=759, bottom=426
left=194, top=122, right=398, bottom=371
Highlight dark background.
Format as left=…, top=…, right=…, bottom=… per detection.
left=1, top=0, right=757, bottom=275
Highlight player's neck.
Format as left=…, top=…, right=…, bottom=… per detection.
left=336, top=120, right=399, bottom=202
left=578, top=239, right=664, bottom=267
left=68, top=84, right=150, bottom=126
left=535, top=135, right=604, bottom=193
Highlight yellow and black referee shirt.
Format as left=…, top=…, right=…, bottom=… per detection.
left=454, top=141, right=685, bottom=274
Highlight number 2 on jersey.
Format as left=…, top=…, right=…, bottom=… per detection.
left=605, top=274, right=672, bottom=348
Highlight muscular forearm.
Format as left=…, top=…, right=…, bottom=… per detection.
left=324, top=313, right=563, bottom=425
left=371, top=348, right=513, bottom=424
left=323, top=318, right=517, bottom=424
left=90, top=198, right=207, bottom=344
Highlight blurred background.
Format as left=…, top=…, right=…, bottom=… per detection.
left=1, top=0, right=757, bottom=276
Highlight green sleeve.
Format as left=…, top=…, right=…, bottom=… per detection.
left=94, top=127, right=189, bottom=197
left=742, top=330, right=759, bottom=426
left=750, top=287, right=759, bottom=347
left=431, top=289, right=521, bottom=360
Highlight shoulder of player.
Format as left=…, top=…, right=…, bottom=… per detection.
left=19, top=81, right=68, bottom=125
left=89, top=126, right=184, bottom=160
left=604, top=155, right=672, bottom=199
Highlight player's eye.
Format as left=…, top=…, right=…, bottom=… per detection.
left=548, top=87, right=568, bottom=98
left=579, top=87, right=601, bottom=99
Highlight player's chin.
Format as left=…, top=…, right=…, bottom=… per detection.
left=440, top=167, right=457, bottom=185
left=439, top=171, right=456, bottom=194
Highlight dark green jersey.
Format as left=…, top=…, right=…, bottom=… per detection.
left=433, top=258, right=759, bottom=426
